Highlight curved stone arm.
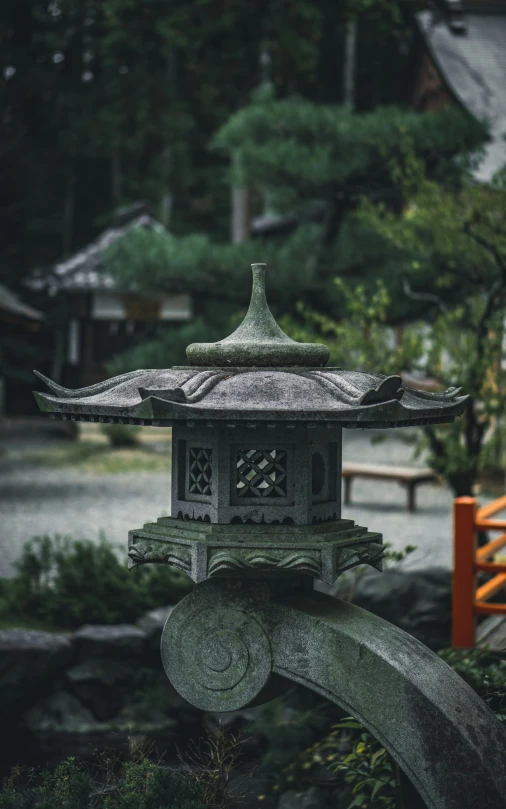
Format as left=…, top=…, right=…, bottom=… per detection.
left=270, top=590, right=506, bottom=809
left=161, top=580, right=506, bottom=809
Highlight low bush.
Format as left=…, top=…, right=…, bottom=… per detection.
left=0, top=756, right=205, bottom=809
left=0, top=534, right=192, bottom=630
left=99, top=424, right=141, bottom=448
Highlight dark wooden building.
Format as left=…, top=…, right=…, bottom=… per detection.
left=0, top=284, right=43, bottom=416
left=27, top=203, right=191, bottom=389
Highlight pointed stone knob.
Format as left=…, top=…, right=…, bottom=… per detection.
left=186, top=263, right=330, bottom=367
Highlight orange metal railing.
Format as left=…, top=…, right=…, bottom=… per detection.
left=452, top=495, right=506, bottom=647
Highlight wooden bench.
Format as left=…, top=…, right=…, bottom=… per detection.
left=342, top=463, right=438, bottom=512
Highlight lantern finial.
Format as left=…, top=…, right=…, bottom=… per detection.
left=186, top=263, right=330, bottom=367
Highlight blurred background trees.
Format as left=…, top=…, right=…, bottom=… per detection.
left=1, top=0, right=415, bottom=282
left=2, top=0, right=506, bottom=494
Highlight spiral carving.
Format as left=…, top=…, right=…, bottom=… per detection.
left=161, top=586, right=272, bottom=711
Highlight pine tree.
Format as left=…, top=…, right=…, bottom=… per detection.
left=105, top=90, right=486, bottom=370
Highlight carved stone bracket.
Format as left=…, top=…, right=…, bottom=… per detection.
left=128, top=516, right=384, bottom=585
left=161, top=579, right=506, bottom=809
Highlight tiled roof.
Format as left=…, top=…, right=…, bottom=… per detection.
left=27, top=208, right=165, bottom=295
left=0, top=284, right=42, bottom=320
left=416, top=9, right=506, bottom=181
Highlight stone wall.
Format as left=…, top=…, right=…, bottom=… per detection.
left=0, top=567, right=453, bottom=776
left=0, top=606, right=207, bottom=774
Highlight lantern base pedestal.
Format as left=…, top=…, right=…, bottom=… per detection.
left=128, top=516, right=383, bottom=585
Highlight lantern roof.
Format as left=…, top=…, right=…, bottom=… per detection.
left=33, top=263, right=468, bottom=427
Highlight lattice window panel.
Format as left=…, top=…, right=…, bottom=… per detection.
left=236, top=449, right=287, bottom=498
left=189, top=447, right=213, bottom=496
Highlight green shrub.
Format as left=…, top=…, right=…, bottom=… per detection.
left=100, top=424, right=141, bottom=448
left=309, top=720, right=399, bottom=809
left=438, top=646, right=506, bottom=721
left=0, top=757, right=205, bottom=809
left=0, top=535, right=192, bottom=630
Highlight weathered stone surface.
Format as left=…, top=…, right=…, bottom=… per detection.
left=73, top=624, right=147, bottom=660
left=162, top=580, right=506, bottom=809
left=65, top=658, right=139, bottom=721
left=320, top=567, right=452, bottom=650
left=269, top=587, right=506, bottom=809
left=162, top=585, right=273, bottom=712
left=129, top=516, right=383, bottom=585
left=187, top=264, right=329, bottom=368
left=0, top=630, right=74, bottom=715
left=33, top=364, right=468, bottom=427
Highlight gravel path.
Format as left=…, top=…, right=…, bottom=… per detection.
left=0, top=425, right=478, bottom=579
left=341, top=429, right=455, bottom=571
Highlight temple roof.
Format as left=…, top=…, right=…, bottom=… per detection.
left=416, top=7, right=506, bottom=181
left=26, top=202, right=165, bottom=296
left=0, top=284, right=43, bottom=321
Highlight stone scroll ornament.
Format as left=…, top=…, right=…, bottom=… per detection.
left=34, top=263, right=506, bottom=809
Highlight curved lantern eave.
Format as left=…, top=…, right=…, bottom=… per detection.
left=33, top=369, right=469, bottom=427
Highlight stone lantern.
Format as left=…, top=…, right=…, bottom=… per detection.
left=34, top=264, right=506, bottom=809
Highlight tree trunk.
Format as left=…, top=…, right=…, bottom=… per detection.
left=343, top=16, right=357, bottom=108
left=320, top=195, right=350, bottom=250
left=231, top=187, right=251, bottom=244
left=230, top=150, right=251, bottom=244
left=62, top=162, right=75, bottom=257
left=161, top=146, right=173, bottom=227
left=111, top=144, right=122, bottom=207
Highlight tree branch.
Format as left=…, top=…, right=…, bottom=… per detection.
left=401, top=278, right=447, bottom=314
left=424, top=425, right=445, bottom=459
left=464, top=222, right=506, bottom=275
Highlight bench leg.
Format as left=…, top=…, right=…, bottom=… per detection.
left=344, top=477, right=352, bottom=506
left=407, top=483, right=416, bottom=513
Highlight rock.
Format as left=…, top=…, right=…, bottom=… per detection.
left=278, top=786, right=329, bottom=809
left=136, top=606, right=174, bottom=659
left=137, top=605, right=174, bottom=638
left=65, top=658, right=140, bottom=721
left=20, top=690, right=178, bottom=767
left=0, top=630, right=73, bottom=717
left=319, top=567, right=452, bottom=650
left=24, top=691, right=97, bottom=733
left=73, top=624, right=147, bottom=661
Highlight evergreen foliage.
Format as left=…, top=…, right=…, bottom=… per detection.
left=0, top=534, right=192, bottom=629
left=105, top=94, right=486, bottom=369
left=2, top=0, right=377, bottom=285
left=99, top=423, right=141, bottom=448
left=212, top=96, right=485, bottom=194
left=358, top=148, right=506, bottom=495
left=0, top=757, right=205, bottom=809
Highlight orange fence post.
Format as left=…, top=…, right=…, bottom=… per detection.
left=452, top=497, right=477, bottom=648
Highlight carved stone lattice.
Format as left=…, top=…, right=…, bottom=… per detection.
left=237, top=449, right=287, bottom=498
left=189, top=447, right=212, bottom=495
